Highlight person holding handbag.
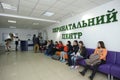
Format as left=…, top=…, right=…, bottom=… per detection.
left=80, top=41, right=107, bottom=80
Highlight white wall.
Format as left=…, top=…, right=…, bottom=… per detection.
left=0, top=28, right=40, bottom=49
left=44, top=0, right=120, bottom=52
left=0, top=28, right=40, bottom=42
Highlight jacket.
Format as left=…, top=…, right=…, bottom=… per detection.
left=94, top=48, right=107, bottom=61
left=72, top=45, right=79, bottom=54
left=80, top=46, right=87, bottom=59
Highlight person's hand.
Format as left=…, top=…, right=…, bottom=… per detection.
left=71, top=53, right=75, bottom=56
left=56, top=47, right=59, bottom=49
left=91, top=64, right=94, bottom=66
left=75, top=55, right=77, bottom=56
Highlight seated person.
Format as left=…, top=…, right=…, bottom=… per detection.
left=45, top=40, right=54, bottom=56
left=71, top=41, right=87, bottom=69
left=52, top=41, right=59, bottom=54
left=80, top=41, right=107, bottom=80
left=59, top=41, right=72, bottom=62
left=54, top=41, right=59, bottom=49
left=67, top=40, right=79, bottom=66
left=56, top=41, right=64, bottom=51
left=39, top=40, right=47, bottom=53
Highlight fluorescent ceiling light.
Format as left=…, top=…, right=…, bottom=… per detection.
left=33, top=23, right=39, bottom=25
left=0, top=13, right=59, bottom=23
left=43, top=12, right=54, bottom=16
left=8, top=20, right=16, bottom=23
left=9, top=26, right=16, bottom=28
left=1, top=3, right=17, bottom=11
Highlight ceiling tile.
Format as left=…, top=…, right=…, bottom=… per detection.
left=48, top=7, right=67, bottom=15
left=4, top=9, right=17, bottom=15
left=89, top=0, right=113, bottom=5
left=59, top=0, right=75, bottom=5
left=18, top=12, right=31, bottom=16
left=38, top=0, right=57, bottom=6
left=30, top=10, right=45, bottom=17
left=20, top=0, right=38, bottom=6
left=0, top=0, right=113, bottom=29
left=71, top=0, right=92, bottom=8
left=34, top=4, right=49, bottom=11
left=51, top=1, right=66, bottom=9
left=0, top=0, right=18, bottom=6
left=19, top=0, right=38, bottom=12
left=71, top=0, right=98, bottom=12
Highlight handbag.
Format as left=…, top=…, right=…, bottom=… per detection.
left=85, top=54, right=101, bottom=66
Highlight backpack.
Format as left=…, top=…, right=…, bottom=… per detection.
left=51, top=55, right=60, bottom=60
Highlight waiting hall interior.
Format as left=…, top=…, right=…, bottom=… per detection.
left=0, top=0, right=120, bottom=80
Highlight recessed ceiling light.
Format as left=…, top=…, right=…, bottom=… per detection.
left=33, top=23, right=39, bottom=25
left=8, top=20, right=16, bottom=23
left=9, top=26, right=16, bottom=28
left=43, top=12, right=54, bottom=16
left=1, top=3, right=17, bottom=11
left=0, top=13, right=59, bottom=23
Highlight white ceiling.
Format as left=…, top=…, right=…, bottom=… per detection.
left=0, top=0, right=113, bottom=29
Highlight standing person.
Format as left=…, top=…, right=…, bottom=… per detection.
left=39, top=37, right=44, bottom=53
left=32, top=34, right=36, bottom=52
left=80, top=41, right=107, bottom=80
left=71, top=41, right=87, bottom=69
left=15, top=36, right=19, bottom=51
left=45, top=40, right=50, bottom=55
left=39, top=37, right=44, bottom=45
left=5, top=39, right=11, bottom=51
left=32, top=34, right=36, bottom=47
left=67, top=40, right=79, bottom=66
left=33, top=36, right=40, bottom=53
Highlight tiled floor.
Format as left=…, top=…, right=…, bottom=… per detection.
left=0, top=51, right=108, bottom=80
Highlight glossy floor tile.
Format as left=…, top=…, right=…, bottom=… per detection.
left=0, top=51, right=108, bottom=80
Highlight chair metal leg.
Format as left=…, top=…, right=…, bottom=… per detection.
left=111, top=75, right=113, bottom=80
left=108, top=74, right=111, bottom=80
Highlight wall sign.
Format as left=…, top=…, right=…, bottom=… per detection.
left=62, top=32, right=82, bottom=39
left=52, top=9, right=118, bottom=39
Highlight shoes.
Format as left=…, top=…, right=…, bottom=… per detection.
left=74, top=66, right=79, bottom=69
left=79, top=71, right=85, bottom=76
left=61, top=60, right=65, bottom=63
left=66, top=63, right=68, bottom=65
left=70, top=66, right=74, bottom=69
left=89, top=76, right=93, bottom=80
left=60, top=59, right=62, bottom=61
left=66, top=63, right=71, bottom=66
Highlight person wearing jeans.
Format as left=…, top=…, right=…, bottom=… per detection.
left=67, top=40, right=79, bottom=66
left=60, top=51, right=67, bottom=62
left=60, top=41, right=72, bottom=62
left=70, top=41, right=87, bottom=69
left=80, top=41, right=107, bottom=80
left=70, top=53, right=81, bottom=69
